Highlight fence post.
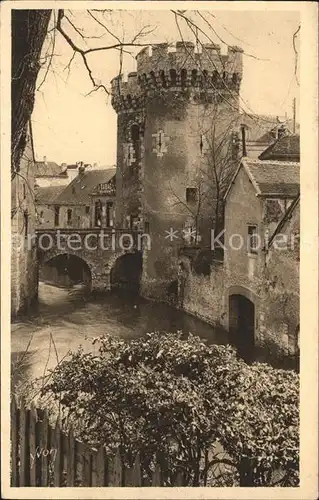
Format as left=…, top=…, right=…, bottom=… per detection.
left=133, top=452, right=142, bottom=487
left=29, top=404, right=39, bottom=486
left=83, top=444, right=93, bottom=486
left=10, top=397, right=19, bottom=486
left=66, top=427, right=76, bottom=486
left=39, top=408, right=50, bottom=486
left=94, top=446, right=107, bottom=486
left=175, top=471, right=183, bottom=486
left=19, top=398, right=30, bottom=486
left=108, top=448, right=122, bottom=486
left=53, top=418, right=63, bottom=486
left=152, top=463, right=161, bottom=486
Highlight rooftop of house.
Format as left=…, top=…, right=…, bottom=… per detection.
left=35, top=185, right=66, bottom=204
left=35, top=161, right=67, bottom=178
left=258, top=134, right=300, bottom=161
left=225, top=158, right=300, bottom=200
left=240, top=113, right=299, bottom=143
left=55, top=168, right=116, bottom=205
left=242, top=158, right=300, bottom=197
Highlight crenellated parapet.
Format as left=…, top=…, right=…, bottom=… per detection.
left=111, top=72, right=143, bottom=113
left=111, top=41, right=243, bottom=113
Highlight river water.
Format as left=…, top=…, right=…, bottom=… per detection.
left=11, top=282, right=228, bottom=389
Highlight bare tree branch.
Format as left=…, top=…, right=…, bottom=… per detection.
left=37, top=13, right=57, bottom=92
left=292, top=24, right=300, bottom=87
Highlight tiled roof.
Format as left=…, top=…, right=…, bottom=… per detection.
left=243, top=158, right=300, bottom=197
left=240, top=114, right=299, bottom=143
left=35, top=185, right=66, bottom=204
left=240, top=114, right=280, bottom=142
left=35, top=161, right=67, bottom=177
left=55, top=168, right=116, bottom=205
left=266, top=194, right=300, bottom=249
left=259, top=134, right=300, bottom=161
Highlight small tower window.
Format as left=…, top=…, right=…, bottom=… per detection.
left=130, top=124, right=140, bottom=167
left=169, top=69, right=177, bottom=86
left=23, top=209, right=29, bottom=238
left=150, top=71, right=157, bottom=85
left=54, top=206, right=60, bottom=227
left=191, top=69, right=198, bottom=86
left=67, top=208, right=73, bottom=226
left=212, top=70, right=218, bottom=83
left=186, top=187, right=198, bottom=203
left=247, top=225, right=258, bottom=254
left=131, top=124, right=140, bottom=142
left=160, top=70, right=167, bottom=88
left=232, top=72, right=239, bottom=84
left=85, top=206, right=90, bottom=214
left=181, top=69, right=187, bottom=87
left=200, top=134, right=209, bottom=155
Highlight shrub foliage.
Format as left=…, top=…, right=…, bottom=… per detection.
left=41, top=332, right=299, bottom=486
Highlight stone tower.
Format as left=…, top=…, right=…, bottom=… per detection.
left=111, top=41, right=243, bottom=301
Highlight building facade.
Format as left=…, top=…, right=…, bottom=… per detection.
left=35, top=158, right=69, bottom=187
left=178, top=157, right=300, bottom=363
left=111, top=41, right=244, bottom=301
left=35, top=167, right=116, bottom=230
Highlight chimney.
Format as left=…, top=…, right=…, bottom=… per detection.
left=78, top=163, right=85, bottom=175
left=240, top=124, right=247, bottom=157
left=277, top=124, right=287, bottom=140
left=43, top=156, right=47, bottom=165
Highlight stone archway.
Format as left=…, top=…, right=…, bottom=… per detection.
left=40, top=253, right=92, bottom=289
left=110, top=251, right=143, bottom=293
left=228, top=286, right=256, bottom=362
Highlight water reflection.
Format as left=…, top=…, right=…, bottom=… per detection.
left=11, top=283, right=228, bottom=388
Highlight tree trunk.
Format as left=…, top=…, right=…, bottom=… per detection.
left=11, top=9, right=51, bottom=174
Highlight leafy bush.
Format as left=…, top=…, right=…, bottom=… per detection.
left=41, top=332, right=299, bottom=486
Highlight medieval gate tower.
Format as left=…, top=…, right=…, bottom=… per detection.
left=111, top=41, right=243, bottom=301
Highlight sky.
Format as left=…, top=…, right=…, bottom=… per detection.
left=31, top=9, right=300, bottom=167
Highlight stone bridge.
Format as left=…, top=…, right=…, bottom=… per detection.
left=36, top=228, right=145, bottom=291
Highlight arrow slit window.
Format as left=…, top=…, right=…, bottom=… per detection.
left=152, top=129, right=169, bottom=157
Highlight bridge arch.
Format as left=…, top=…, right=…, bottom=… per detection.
left=39, top=252, right=93, bottom=289
left=36, top=227, right=145, bottom=292
left=110, top=251, right=143, bottom=293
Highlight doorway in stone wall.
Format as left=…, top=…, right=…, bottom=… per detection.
left=229, top=294, right=255, bottom=363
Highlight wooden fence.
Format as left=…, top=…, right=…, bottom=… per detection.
left=10, top=398, right=182, bottom=487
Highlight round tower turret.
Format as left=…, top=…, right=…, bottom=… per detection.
left=111, top=41, right=243, bottom=301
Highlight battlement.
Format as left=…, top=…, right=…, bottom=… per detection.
left=111, top=41, right=243, bottom=112
left=137, top=42, right=243, bottom=76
